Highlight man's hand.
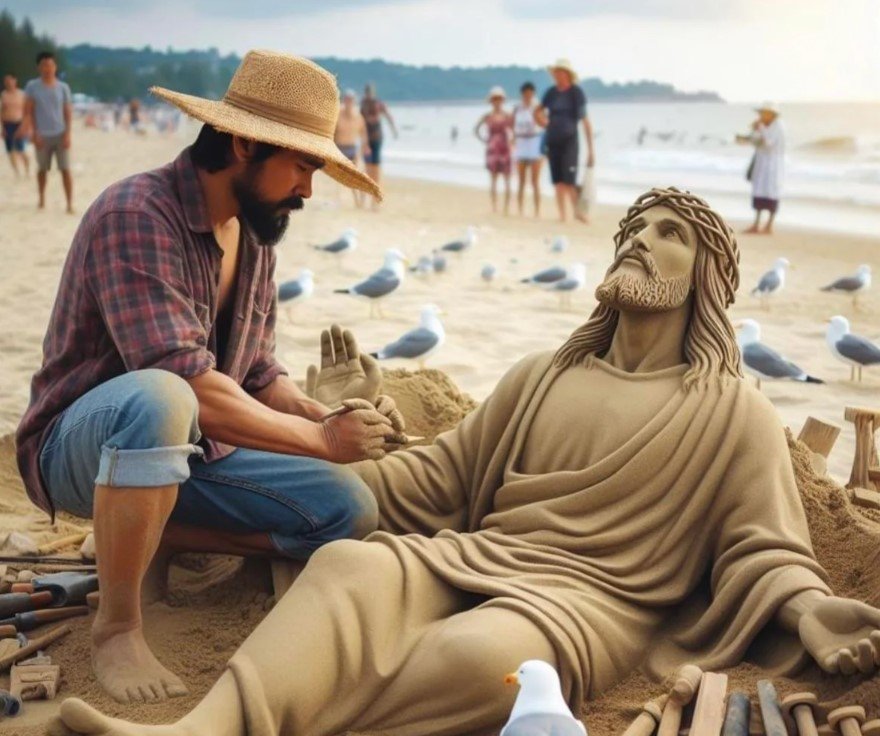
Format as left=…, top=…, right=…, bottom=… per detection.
left=799, top=596, right=880, bottom=675
left=320, top=401, right=394, bottom=462
left=62, top=131, right=71, bottom=150
left=33, top=133, right=43, bottom=150
left=306, top=325, right=382, bottom=408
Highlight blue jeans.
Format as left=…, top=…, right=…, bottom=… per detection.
left=39, top=369, right=378, bottom=558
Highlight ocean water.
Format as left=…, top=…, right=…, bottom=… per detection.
left=380, top=101, right=880, bottom=237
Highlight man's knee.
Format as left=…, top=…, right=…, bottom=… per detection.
left=311, top=470, right=378, bottom=543
left=114, top=369, right=200, bottom=448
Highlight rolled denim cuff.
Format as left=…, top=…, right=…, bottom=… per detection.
left=96, top=443, right=204, bottom=488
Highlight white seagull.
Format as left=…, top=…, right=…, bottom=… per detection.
left=313, top=226, right=357, bottom=255
left=750, top=257, right=790, bottom=309
left=440, top=225, right=478, bottom=255
left=821, top=264, right=872, bottom=309
left=410, top=255, right=434, bottom=279
left=334, top=248, right=408, bottom=319
left=277, top=268, right=314, bottom=321
left=521, top=265, right=567, bottom=286
left=826, top=315, right=880, bottom=382
left=501, top=660, right=586, bottom=736
left=545, top=263, right=587, bottom=310
left=736, top=319, right=822, bottom=390
left=549, top=235, right=569, bottom=254
left=371, top=304, right=445, bottom=369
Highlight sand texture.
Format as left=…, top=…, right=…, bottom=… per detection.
left=0, top=124, right=878, bottom=733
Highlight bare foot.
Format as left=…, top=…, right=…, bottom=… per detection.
left=742, top=225, right=759, bottom=234
left=51, top=698, right=186, bottom=735
left=92, top=620, right=188, bottom=704
left=761, top=226, right=773, bottom=235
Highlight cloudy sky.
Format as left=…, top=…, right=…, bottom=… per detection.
left=5, top=0, right=878, bottom=102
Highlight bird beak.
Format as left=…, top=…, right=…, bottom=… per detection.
left=504, top=673, right=519, bottom=686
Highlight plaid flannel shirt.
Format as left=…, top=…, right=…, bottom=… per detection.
left=16, top=148, right=288, bottom=515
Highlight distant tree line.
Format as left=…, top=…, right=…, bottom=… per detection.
left=1, top=11, right=723, bottom=104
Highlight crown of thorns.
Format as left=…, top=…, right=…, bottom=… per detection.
left=614, top=186, right=740, bottom=303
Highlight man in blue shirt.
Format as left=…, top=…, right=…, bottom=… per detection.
left=23, top=51, right=74, bottom=213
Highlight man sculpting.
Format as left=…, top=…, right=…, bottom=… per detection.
left=18, top=52, right=406, bottom=707
left=55, top=187, right=880, bottom=736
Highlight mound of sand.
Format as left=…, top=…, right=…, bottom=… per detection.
left=0, top=369, right=878, bottom=735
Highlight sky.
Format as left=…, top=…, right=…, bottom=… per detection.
left=4, top=0, right=879, bottom=102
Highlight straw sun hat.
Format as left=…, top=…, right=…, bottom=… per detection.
left=151, top=50, right=381, bottom=200
left=487, top=85, right=506, bottom=102
left=547, top=58, right=578, bottom=83
left=754, top=100, right=780, bottom=115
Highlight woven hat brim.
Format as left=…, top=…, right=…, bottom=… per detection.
left=151, top=86, right=382, bottom=201
left=546, top=65, right=579, bottom=83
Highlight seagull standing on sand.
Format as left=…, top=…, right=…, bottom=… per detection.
left=736, top=319, right=822, bottom=390
left=371, top=304, right=445, bottom=369
left=826, top=315, right=880, bottom=382
left=432, top=250, right=448, bottom=274
left=549, top=236, right=568, bottom=254
left=334, top=248, right=408, bottom=319
left=545, top=263, right=586, bottom=310
left=313, top=227, right=357, bottom=256
left=821, top=264, right=872, bottom=309
left=411, top=255, right=434, bottom=279
left=521, top=266, right=567, bottom=286
left=277, top=268, right=314, bottom=321
left=501, top=660, right=586, bottom=736
left=441, top=225, right=478, bottom=256
left=750, top=257, right=790, bottom=309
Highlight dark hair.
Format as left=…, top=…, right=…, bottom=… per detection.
left=520, top=81, right=535, bottom=93
left=190, top=124, right=281, bottom=173
left=36, top=51, right=55, bottom=64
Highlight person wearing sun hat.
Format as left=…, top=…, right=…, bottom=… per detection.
left=474, top=85, right=514, bottom=214
left=737, top=100, right=785, bottom=234
left=534, top=58, right=595, bottom=223
left=15, top=50, right=405, bottom=705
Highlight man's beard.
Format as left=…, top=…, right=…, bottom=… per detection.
left=595, top=249, right=692, bottom=311
left=233, top=169, right=304, bottom=246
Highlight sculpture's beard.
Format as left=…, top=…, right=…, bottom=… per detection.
left=595, top=250, right=692, bottom=311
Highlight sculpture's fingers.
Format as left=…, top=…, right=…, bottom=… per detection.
left=343, top=329, right=361, bottom=363
left=870, top=630, right=880, bottom=665
left=376, top=395, right=406, bottom=432
left=856, top=638, right=875, bottom=673
left=360, top=353, right=382, bottom=383
left=822, top=652, right=840, bottom=674
left=838, top=649, right=857, bottom=676
left=331, top=324, right=348, bottom=365
left=320, top=329, right=334, bottom=369
left=306, top=365, right=318, bottom=399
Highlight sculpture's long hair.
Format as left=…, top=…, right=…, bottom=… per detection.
left=554, top=187, right=743, bottom=391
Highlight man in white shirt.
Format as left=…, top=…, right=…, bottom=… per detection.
left=740, top=102, right=784, bottom=235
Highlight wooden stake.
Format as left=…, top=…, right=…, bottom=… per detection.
left=690, top=672, right=728, bottom=736
left=797, top=417, right=841, bottom=458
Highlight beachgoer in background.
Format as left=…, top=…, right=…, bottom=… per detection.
left=475, top=86, right=513, bottom=215
left=335, top=89, right=370, bottom=208
left=129, top=98, right=142, bottom=133
left=737, top=102, right=784, bottom=235
left=535, top=58, right=595, bottom=223
left=512, top=81, right=543, bottom=217
left=23, top=51, right=73, bottom=213
left=360, top=82, right=397, bottom=210
left=451, top=125, right=458, bottom=144
left=1, top=74, right=29, bottom=177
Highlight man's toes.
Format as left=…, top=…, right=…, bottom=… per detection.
left=161, top=678, right=189, bottom=699
left=138, top=685, right=158, bottom=704
left=125, top=687, right=144, bottom=705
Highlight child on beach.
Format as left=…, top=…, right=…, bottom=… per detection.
left=474, top=85, right=513, bottom=215
left=512, top=81, right=543, bottom=217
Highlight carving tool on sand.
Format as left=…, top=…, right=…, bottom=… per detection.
left=827, top=706, right=865, bottom=736
left=0, top=591, right=53, bottom=618
left=690, top=672, right=728, bottom=736
left=721, top=692, right=750, bottom=736
left=622, top=694, right=668, bottom=736
left=0, top=606, right=88, bottom=632
left=658, top=665, right=703, bottom=736
left=781, top=692, right=821, bottom=736
left=0, top=625, right=71, bottom=672
left=757, top=680, right=787, bottom=736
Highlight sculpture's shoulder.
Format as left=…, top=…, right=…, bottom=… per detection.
left=715, top=377, right=787, bottom=444
left=500, top=350, right=557, bottom=386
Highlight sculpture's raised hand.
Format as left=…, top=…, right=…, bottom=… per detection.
left=306, top=325, right=382, bottom=409
left=799, top=596, right=880, bottom=675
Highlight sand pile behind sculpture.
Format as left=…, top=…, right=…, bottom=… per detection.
left=1, top=368, right=879, bottom=735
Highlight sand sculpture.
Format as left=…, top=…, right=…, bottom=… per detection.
left=55, top=187, right=880, bottom=736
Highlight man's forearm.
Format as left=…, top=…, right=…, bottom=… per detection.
left=187, top=369, right=330, bottom=458
left=776, top=588, right=828, bottom=634
left=251, top=374, right=328, bottom=421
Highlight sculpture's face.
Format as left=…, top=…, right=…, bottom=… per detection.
left=596, top=204, right=698, bottom=313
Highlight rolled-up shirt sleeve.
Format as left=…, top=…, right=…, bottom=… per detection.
left=84, top=210, right=216, bottom=378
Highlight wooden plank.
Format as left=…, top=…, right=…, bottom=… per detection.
left=690, top=673, right=728, bottom=736
left=797, top=417, right=841, bottom=458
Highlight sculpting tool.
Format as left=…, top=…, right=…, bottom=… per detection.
left=756, top=680, right=787, bottom=736
left=0, top=606, right=89, bottom=631
left=0, top=592, right=53, bottom=618
left=689, top=672, right=728, bottom=736
left=721, top=692, right=749, bottom=736
left=622, top=694, right=668, bottom=736
left=658, top=665, right=703, bottom=736
left=827, top=706, right=865, bottom=736
left=0, top=625, right=71, bottom=671
left=781, top=692, right=820, bottom=736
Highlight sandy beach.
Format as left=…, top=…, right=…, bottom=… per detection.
left=0, top=124, right=879, bottom=733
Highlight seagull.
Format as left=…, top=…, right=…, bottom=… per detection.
left=545, top=263, right=586, bottom=310
left=521, top=265, right=567, bottom=286
left=736, top=319, right=822, bottom=390
left=750, top=257, right=790, bottom=309
left=334, top=248, right=408, bottom=319
left=821, top=264, right=872, bottom=309
left=440, top=225, right=478, bottom=255
left=481, top=263, right=498, bottom=286
left=549, top=236, right=569, bottom=254
left=371, top=304, right=445, bottom=369
left=826, top=315, right=880, bottom=382
left=277, top=268, right=314, bottom=321
left=501, top=660, right=586, bottom=736
left=410, top=255, right=434, bottom=279
left=313, top=227, right=357, bottom=256
left=432, top=250, right=448, bottom=274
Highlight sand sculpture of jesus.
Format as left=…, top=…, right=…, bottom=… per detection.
left=56, top=187, right=880, bottom=736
